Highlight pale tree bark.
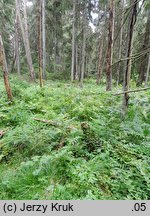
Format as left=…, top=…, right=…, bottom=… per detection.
left=0, top=34, right=13, bottom=101
left=96, top=6, right=107, bottom=86
left=145, top=53, right=150, bottom=87
left=38, top=0, right=43, bottom=87
left=123, top=0, right=138, bottom=112
left=75, top=42, right=79, bottom=80
left=71, top=0, right=76, bottom=82
left=23, top=0, right=35, bottom=81
left=16, top=0, right=35, bottom=81
left=15, top=0, right=26, bottom=49
left=80, top=8, right=86, bottom=88
left=53, top=21, right=57, bottom=72
left=42, top=0, right=46, bottom=80
left=53, top=6, right=57, bottom=73
left=97, top=34, right=104, bottom=85
left=116, top=0, right=124, bottom=86
left=15, top=10, right=20, bottom=76
left=137, top=10, right=150, bottom=86
left=106, top=0, right=115, bottom=91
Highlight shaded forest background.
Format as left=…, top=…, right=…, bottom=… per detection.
left=0, top=0, right=150, bottom=93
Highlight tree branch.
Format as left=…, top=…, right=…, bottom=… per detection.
left=33, top=118, right=61, bottom=127
left=114, top=87, right=150, bottom=96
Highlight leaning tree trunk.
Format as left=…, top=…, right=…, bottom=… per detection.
left=106, top=0, right=115, bottom=91
left=0, top=34, right=13, bottom=101
left=123, top=0, right=138, bottom=112
left=38, top=0, right=43, bottom=87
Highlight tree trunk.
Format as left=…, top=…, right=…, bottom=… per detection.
left=0, top=34, right=13, bottom=101
left=80, top=8, right=86, bottom=88
left=38, top=0, right=43, bottom=87
left=123, top=0, right=137, bottom=112
left=16, top=0, right=35, bottom=81
left=23, top=0, right=35, bottom=81
left=145, top=53, right=150, bottom=87
left=97, top=14, right=106, bottom=86
left=75, top=42, right=79, bottom=80
left=97, top=36, right=104, bottom=85
left=116, top=0, right=124, bottom=86
left=106, top=0, right=115, bottom=91
left=71, top=0, right=76, bottom=82
left=15, top=10, right=20, bottom=76
left=42, top=0, right=46, bottom=80
left=137, top=10, right=150, bottom=86
left=54, top=30, right=57, bottom=72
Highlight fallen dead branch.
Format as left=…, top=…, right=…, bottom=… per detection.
left=114, top=87, right=150, bottom=96
left=33, top=118, right=61, bottom=127
left=33, top=118, right=78, bottom=132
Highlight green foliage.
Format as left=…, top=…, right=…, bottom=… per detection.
left=0, top=77, right=150, bottom=199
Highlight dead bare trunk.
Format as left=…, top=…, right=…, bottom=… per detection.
left=123, top=0, right=137, bottom=112
left=106, top=0, right=115, bottom=91
left=0, top=34, right=13, bottom=101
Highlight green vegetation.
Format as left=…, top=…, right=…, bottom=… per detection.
left=0, top=76, right=150, bottom=200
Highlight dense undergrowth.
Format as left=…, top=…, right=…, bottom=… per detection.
left=0, top=76, right=150, bottom=199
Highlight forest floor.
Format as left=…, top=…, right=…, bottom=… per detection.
left=0, top=76, right=150, bottom=199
